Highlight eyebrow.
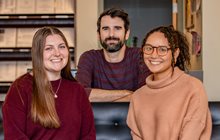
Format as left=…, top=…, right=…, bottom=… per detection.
left=45, top=42, right=65, bottom=46
left=101, top=25, right=123, bottom=29
left=144, top=43, right=153, bottom=46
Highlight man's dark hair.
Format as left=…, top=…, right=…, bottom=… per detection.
left=97, top=8, right=130, bottom=33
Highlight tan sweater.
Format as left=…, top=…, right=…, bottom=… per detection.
left=127, top=67, right=212, bottom=140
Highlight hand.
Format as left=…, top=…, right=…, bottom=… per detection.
left=113, top=90, right=133, bottom=102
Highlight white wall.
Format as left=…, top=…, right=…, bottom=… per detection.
left=203, top=0, right=220, bottom=101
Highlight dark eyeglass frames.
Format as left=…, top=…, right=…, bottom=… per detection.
left=143, top=44, right=171, bottom=56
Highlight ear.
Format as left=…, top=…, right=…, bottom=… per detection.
left=125, top=29, right=130, bottom=40
left=174, top=48, right=180, bottom=63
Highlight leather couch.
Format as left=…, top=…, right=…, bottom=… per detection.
left=93, top=102, right=220, bottom=140
left=209, top=102, right=220, bottom=140
left=0, top=102, right=219, bottom=140
left=92, top=102, right=131, bottom=140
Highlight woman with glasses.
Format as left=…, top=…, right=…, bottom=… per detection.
left=127, top=25, right=212, bottom=140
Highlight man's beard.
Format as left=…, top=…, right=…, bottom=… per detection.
left=101, top=37, right=125, bottom=53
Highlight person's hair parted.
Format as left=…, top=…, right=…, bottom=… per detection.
left=31, top=26, right=75, bottom=128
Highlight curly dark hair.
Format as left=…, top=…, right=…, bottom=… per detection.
left=97, top=7, right=130, bottom=34
left=141, top=25, right=191, bottom=71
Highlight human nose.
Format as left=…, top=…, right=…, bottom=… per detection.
left=109, top=29, right=114, bottom=37
left=54, top=48, right=61, bottom=56
left=151, top=48, right=158, bottom=57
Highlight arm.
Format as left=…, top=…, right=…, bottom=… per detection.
left=75, top=52, right=93, bottom=96
left=76, top=51, right=133, bottom=102
left=89, top=89, right=133, bottom=102
left=3, top=82, right=29, bottom=140
left=179, top=86, right=212, bottom=140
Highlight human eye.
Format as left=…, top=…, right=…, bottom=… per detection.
left=115, top=26, right=122, bottom=30
left=158, top=46, right=168, bottom=53
left=44, top=46, right=53, bottom=51
left=102, top=27, right=109, bottom=31
left=59, top=44, right=66, bottom=49
left=145, top=45, right=153, bottom=51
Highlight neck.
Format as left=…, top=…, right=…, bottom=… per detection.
left=103, top=45, right=126, bottom=63
left=153, top=67, right=173, bottom=81
left=29, top=71, right=61, bottom=81
left=47, top=72, right=62, bottom=81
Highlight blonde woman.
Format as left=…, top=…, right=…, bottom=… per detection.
left=3, top=27, right=96, bottom=140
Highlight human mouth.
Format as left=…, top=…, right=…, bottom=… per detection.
left=149, top=60, right=161, bottom=65
left=51, top=58, right=62, bottom=62
left=107, top=40, right=118, bottom=44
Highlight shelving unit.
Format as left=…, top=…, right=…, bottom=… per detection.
left=0, top=1, right=75, bottom=95
left=0, top=82, right=11, bottom=101
left=0, top=14, right=74, bottom=28
left=0, top=48, right=31, bottom=61
left=0, top=82, right=11, bottom=93
left=0, top=47, right=75, bottom=61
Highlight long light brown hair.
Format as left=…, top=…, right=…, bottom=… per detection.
left=31, top=26, right=75, bottom=128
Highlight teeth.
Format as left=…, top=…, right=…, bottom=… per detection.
left=51, top=59, right=61, bottom=62
left=150, top=61, right=160, bottom=65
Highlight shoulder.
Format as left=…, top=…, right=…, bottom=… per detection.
left=174, top=68, right=204, bottom=90
left=78, top=50, right=103, bottom=66
left=180, top=73, right=207, bottom=99
left=182, top=73, right=204, bottom=89
left=80, top=49, right=103, bottom=59
left=131, top=85, right=148, bottom=100
left=4, top=73, right=32, bottom=105
left=11, top=73, right=32, bottom=91
left=126, top=47, right=141, bottom=54
left=129, top=85, right=148, bottom=110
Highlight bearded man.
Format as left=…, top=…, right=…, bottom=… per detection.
left=76, top=8, right=150, bottom=102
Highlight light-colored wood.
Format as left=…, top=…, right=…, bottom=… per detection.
left=75, top=0, right=102, bottom=66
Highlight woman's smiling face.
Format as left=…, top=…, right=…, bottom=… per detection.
left=43, top=34, right=69, bottom=79
left=143, top=31, right=179, bottom=80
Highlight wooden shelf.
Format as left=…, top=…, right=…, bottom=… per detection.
left=0, top=14, right=74, bottom=28
left=0, top=82, right=11, bottom=94
left=0, top=48, right=75, bottom=61
left=0, top=85, right=10, bottom=94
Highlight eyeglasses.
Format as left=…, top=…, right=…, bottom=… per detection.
left=143, top=44, right=171, bottom=56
